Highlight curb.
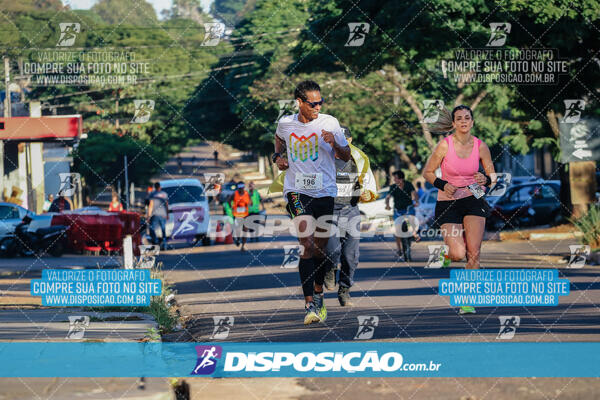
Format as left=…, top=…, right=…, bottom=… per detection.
left=529, top=232, right=583, bottom=240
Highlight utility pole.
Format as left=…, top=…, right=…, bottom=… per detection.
left=1, top=57, right=8, bottom=198
left=4, top=56, right=11, bottom=118
left=124, top=155, right=129, bottom=210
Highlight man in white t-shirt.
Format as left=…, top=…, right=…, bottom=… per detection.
left=272, top=80, right=351, bottom=325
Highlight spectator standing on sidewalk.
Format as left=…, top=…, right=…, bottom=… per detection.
left=147, top=182, right=169, bottom=250
left=49, top=192, right=73, bottom=213
left=108, top=192, right=124, bottom=212
left=43, top=194, right=54, bottom=212
left=385, top=170, right=420, bottom=261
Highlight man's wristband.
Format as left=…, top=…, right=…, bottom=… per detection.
left=433, top=178, right=448, bottom=191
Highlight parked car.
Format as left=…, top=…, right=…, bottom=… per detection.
left=157, top=179, right=211, bottom=246
left=0, top=202, right=34, bottom=241
left=487, top=181, right=563, bottom=230
left=510, top=176, right=541, bottom=186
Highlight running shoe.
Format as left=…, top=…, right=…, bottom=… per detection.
left=458, top=306, right=476, bottom=314
left=338, top=286, right=353, bottom=307
left=313, top=292, right=327, bottom=322
left=324, top=268, right=336, bottom=290
left=440, top=247, right=451, bottom=268
left=304, top=302, right=320, bottom=325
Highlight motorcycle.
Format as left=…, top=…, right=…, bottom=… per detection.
left=0, top=215, right=69, bottom=257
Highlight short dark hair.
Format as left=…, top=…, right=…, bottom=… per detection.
left=340, top=125, right=351, bottom=138
left=392, top=170, right=405, bottom=179
left=154, top=182, right=161, bottom=190
left=451, top=105, right=473, bottom=121
left=294, top=80, right=321, bottom=101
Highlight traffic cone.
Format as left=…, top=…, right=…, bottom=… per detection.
left=215, top=221, right=224, bottom=244
left=224, top=222, right=234, bottom=245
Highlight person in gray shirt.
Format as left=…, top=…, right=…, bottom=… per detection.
left=323, top=126, right=361, bottom=306
left=147, top=182, right=169, bottom=250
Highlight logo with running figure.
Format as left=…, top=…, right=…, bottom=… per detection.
left=354, top=316, right=379, bottom=339
left=57, top=23, right=80, bottom=47
left=58, top=172, right=80, bottom=196
left=276, top=100, right=298, bottom=123
left=345, top=23, right=370, bottom=47
left=289, top=132, right=319, bottom=162
left=487, top=173, right=512, bottom=197
left=486, top=23, right=511, bottom=47
left=210, top=316, right=234, bottom=339
left=562, top=99, right=586, bottom=123
left=422, top=100, right=445, bottom=123
left=66, top=316, right=90, bottom=339
left=172, top=209, right=200, bottom=239
left=426, top=245, right=449, bottom=268
left=202, top=23, right=226, bottom=46
left=191, top=345, right=222, bottom=375
left=132, top=100, right=155, bottom=123
left=497, top=316, right=520, bottom=339
left=282, top=245, right=304, bottom=268
left=567, top=245, right=590, bottom=268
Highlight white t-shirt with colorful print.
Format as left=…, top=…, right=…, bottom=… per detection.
left=275, top=113, right=348, bottom=198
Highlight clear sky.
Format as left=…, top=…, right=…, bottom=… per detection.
left=63, top=0, right=214, bottom=19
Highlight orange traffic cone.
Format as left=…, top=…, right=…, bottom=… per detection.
left=225, top=222, right=234, bottom=245
left=215, top=221, right=224, bottom=244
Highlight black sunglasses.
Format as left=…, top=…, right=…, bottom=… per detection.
left=302, top=98, right=325, bottom=108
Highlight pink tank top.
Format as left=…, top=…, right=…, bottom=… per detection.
left=439, top=135, right=481, bottom=200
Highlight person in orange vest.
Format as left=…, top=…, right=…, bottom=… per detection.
left=108, top=192, right=124, bottom=212
left=232, top=182, right=250, bottom=252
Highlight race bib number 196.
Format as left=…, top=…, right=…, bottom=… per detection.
left=295, top=173, right=323, bottom=190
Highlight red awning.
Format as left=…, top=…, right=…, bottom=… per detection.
left=0, top=115, right=82, bottom=141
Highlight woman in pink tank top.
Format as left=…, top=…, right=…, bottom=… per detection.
left=422, top=105, right=496, bottom=315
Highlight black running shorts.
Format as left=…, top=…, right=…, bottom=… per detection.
left=286, top=192, right=334, bottom=220
left=434, top=195, right=491, bottom=226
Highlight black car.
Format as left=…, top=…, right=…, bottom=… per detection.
left=487, top=181, right=563, bottom=230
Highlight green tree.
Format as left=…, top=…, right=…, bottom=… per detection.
left=211, top=0, right=257, bottom=27
left=294, top=0, right=599, bottom=174
left=184, top=0, right=309, bottom=156
left=72, top=132, right=166, bottom=193
left=91, top=0, right=158, bottom=26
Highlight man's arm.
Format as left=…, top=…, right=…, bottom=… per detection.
left=333, top=141, right=351, bottom=162
left=274, top=135, right=289, bottom=170
left=385, top=190, right=392, bottom=209
left=275, top=135, right=286, bottom=154
left=320, top=129, right=351, bottom=161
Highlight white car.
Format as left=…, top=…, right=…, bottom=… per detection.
left=158, top=179, right=211, bottom=246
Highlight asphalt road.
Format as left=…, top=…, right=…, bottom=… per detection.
left=159, top=234, right=600, bottom=343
